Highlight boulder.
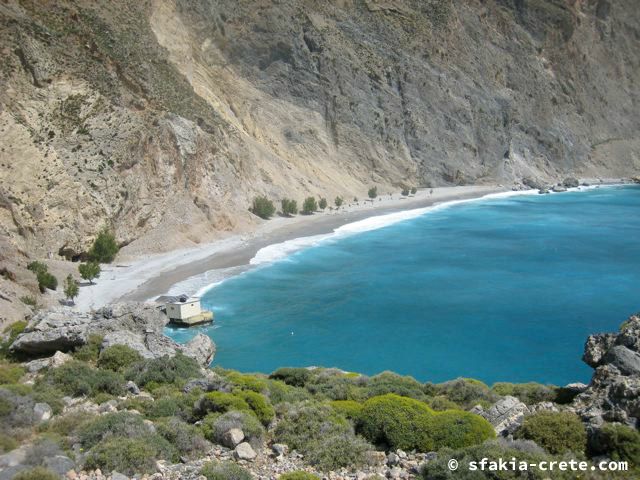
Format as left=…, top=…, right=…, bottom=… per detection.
left=563, top=177, right=580, bottom=188
left=110, top=472, right=130, bottom=480
left=33, top=402, right=53, bottom=422
left=552, top=185, right=567, bottom=192
left=222, top=428, right=245, bottom=448
left=538, top=188, right=550, bottom=194
left=10, top=302, right=215, bottom=367
left=604, top=345, right=640, bottom=376
left=522, top=177, right=543, bottom=190
left=25, top=350, right=72, bottom=373
left=43, top=455, right=75, bottom=475
left=583, top=333, right=617, bottom=367
left=478, top=396, right=530, bottom=436
left=271, top=443, right=288, bottom=457
left=234, top=442, right=257, bottom=461
left=386, top=452, right=400, bottom=466
left=125, top=381, right=140, bottom=395
left=0, top=445, right=28, bottom=468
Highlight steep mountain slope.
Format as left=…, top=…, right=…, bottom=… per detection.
left=0, top=0, right=639, bottom=321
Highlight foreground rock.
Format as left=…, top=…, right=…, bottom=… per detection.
left=10, top=303, right=215, bottom=367
left=572, top=313, right=640, bottom=427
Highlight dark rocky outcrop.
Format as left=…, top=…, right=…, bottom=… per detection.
left=572, top=314, right=640, bottom=428
left=10, top=302, right=215, bottom=367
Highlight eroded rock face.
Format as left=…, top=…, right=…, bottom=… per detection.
left=475, top=396, right=530, bottom=436
left=572, top=314, right=640, bottom=427
left=10, top=302, right=215, bottom=367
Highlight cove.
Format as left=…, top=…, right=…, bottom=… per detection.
left=166, top=185, right=640, bottom=385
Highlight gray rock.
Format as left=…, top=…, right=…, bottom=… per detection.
left=538, top=188, right=550, bottom=194
left=111, top=472, right=130, bottom=480
left=43, top=455, right=75, bottom=475
left=522, top=177, right=543, bottom=190
left=605, top=345, right=640, bottom=376
left=99, top=400, right=118, bottom=414
left=552, top=185, right=567, bottom=192
left=0, top=445, right=29, bottom=468
left=271, top=443, right=289, bottom=457
left=25, top=350, right=73, bottom=373
left=388, top=467, right=405, bottom=479
left=234, top=442, right=257, bottom=461
left=125, top=380, right=140, bottom=395
left=33, top=402, right=53, bottom=422
left=222, top=428, right=245, bottom=448
left=479, top=396, right=530, bottom=436
left=182, top=333, right=216, bottom=366
left=563, top=177, right=580, bottom=188
left=583, top=333, right=617, bottom=367
left=386, top=452, right=400, bottom=466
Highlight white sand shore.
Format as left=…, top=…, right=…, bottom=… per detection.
left=75, top=185, right=507, bottom=311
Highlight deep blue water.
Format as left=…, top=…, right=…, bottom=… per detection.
left=166, top=185, right=640, bottom=385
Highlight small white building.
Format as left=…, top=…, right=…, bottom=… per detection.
left=166, top=296, right=202, bottom=321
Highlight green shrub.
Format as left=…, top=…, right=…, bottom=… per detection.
left=331, top=400, right=363, bottom=421
left=334, top=196, right=344, bottom=208
left=63, top=274, right=79, bottom=303
left=250, top=196, right=276, bottom=219
left=196, top=391, right=251, bottom=418
left=411, top=187, right=417, bottom=194
left=84, top=437, right=165, bottom=475
left=225, top=371, right=268, bottom=393
left=401, top=187, right=410, bottom=196
left=27, top=261, right=48, bottom=275
left=280, top=473, right=320, bottom=480
left=201, top=410, right=265, bottom=446
left=305, top=432, right=372, bottom=470
left=281, top=198, right=298, bottom=216
left=274, top=402, right=350, bottom=452
left=427, top=395, right=460, bottom=411
left=79, top=411, right=151, bottom=448
left=270, top=367, right=312, bottom=387
left=0, top=432, right=17, bottom=453
left=144, top=391, right=198, bottom=421
left=420, top=438, right=576, bottom=480
left=368, top=187, right=378, bottom=199
left=98, top=345, right=143, bottom=372
left=156, top=417, right=210, bottom=459
left=435, top=378, right=497, bottom=409
left=267, top=380, right=312, bottom=405
left=41, top=411, right=94, bottom=437
left=364, top=371, right=426, bottom=400
left=201, top=461, right=252, bottom=480
left=13, top=467, right=60, bottom=480
left=492, top=382, right=557, bottom=405
left=358, top=394, right=494, bottom=451
left=40, top=360, right=124, bottom=398
left=237, top=390, right=274, bottom=426
left=0, top=363, right=25, bottom=384
left=31, top=384, right=65, bottom=414
left=125, top=352, right=200, bottom=388
left=78, top=261, right=101, bottom=284
left=279, top=472, right=320, bottom=480
left=515, top=411, right=586, bottom=455
left=89, top=228, right=119, bottom=263
left=590, top=423, right=640, bottom=466
left=73, top=334, right=104, bottom=362
left=319, top=198, right=327, bottom=210
left=37, top=271, right=58, bottom=293
left=302, top=196, right=318, bottom=214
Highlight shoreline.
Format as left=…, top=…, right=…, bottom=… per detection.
left=75, top=185, right=502, bottom=310
left=77, top=180, right=635, bottom=310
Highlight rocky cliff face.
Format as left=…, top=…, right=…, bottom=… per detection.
left=0, top=0, right=639, bottom=319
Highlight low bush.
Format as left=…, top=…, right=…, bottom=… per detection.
left=305, top=432, right=372, bottom=470
left=515, top=411, right=586, bottom=455
left=358, top=394, right=494, bottom=451
left=250, top=196, right=276, bottom=220
left=0, top=362, right=25, bottom=384
left=267, top=379, right=313, bottom=404
left=156, top=417, right=210, bottom=459
left=427, top=395, right=460, bottom=411
left=225, top=371, right=268, bottom=393
left=330, top=400, right=363, bottom=421
left=589, top=423, right=640, bottom=467
left=0, top=321, right=27, bottom=358
left=492, top=382, right=557, bottom=405
left=201, top=461, right=253, bottom=480
left=201, top=410, right=265, bottom=447
left=195, top=391, right=251, bottom=418
left=13, top=467, right=60, bottom=480
left=274, top=402, right=351, bottom=453
left=79, top=411, right=152, bottom=448
left=305, top=371, right=365, bottom=401
left=41, top=411, right=94, bottom=437
left=420, top=438, right=576, bottom=480
left=270, top=367, right=312, bottom=387
left=40, top=360, right=124, bottom=398
left=31, top=384, right=65, bottom=414
left=84, top=437, right=162, bottom=476
left=125, top=352, right=200, bottom=388
left=237, top=390, right=275, bottom=426
left=89, top=228, right=119, bottom=263
left=98, top=345, right=143, bottom=372
left=145, top=394, right=192, bottom=420
left=364, top=371, right=426, bottom=401
left=302, top=197, right=318, bottom=214
left=0, top=432, right=18, bottom=453
left=0, top=388, right=36, bottom=429
left=435, top=378, right=497, bottom=409
left=279, top=473, right=320, bottom=480
left=72, top=334, right=104, bottom=362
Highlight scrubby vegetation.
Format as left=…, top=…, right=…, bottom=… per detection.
left=201, top=461, right=253, bottom=480
left=250, top=196, right=276, bottom=219
left=97, top=345, right=143, bottom=372
left=27, top=261, right=58, bottom=293
left=590, top=423, right=640, bottom=469
left=281, top=198, right=298, bottom=216
left=302, top=196, right=318, bottom=214
left=514, top=411, right=587, bottom=455
left=89, top=228, right=119, bottom=263
left=78, top=261, right=101, bottom=284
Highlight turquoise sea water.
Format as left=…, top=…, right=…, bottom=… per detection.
left=166, top=185, right=640, bottom=385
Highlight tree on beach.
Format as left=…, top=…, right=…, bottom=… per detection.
left=302, top=197, right=318, bottom=214
left=411, top=187, right=418, bottom=195
left=334, top=196, right=344, bottom=208
left=368, top=187, right=378, bottom=199
left=64, top=274, right=79, bottom=304
left=79, top=261, right=101, bottom=285
left=250, top=196, right=276, bottom=219
left=319, top=198, right=328, bottom=210
left=89, top=229, right=119, bottom=263
left=281, top=198, right=298, bottom=216
left=27, top=261, right=58, bottom=293
left=401, top=187, right=410, bottom=196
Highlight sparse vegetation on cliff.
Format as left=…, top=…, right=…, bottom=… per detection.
left=250, top=196, right=276, bottom=220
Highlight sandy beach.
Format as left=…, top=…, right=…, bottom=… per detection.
left=74, top=185, right=507, bottom=310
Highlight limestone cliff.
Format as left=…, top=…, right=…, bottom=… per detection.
left=0, top=0, right=639, bottom=321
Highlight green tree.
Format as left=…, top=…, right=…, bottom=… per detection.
left=64, top=274, right=79, bottom=304
left=281, top=198, right=298, bottom=216
left=27, top=261, right=57, bottom=292
left=334, top=196, right=344, bottom=208
left=250, top=196, right=276, bottom=219
left=319, top=198, right=327, bottom=210
left=302, top=197, right=318, bottom=214
left=401, top=187, right=410, bottom=196
left=411, top=187, right=417, bottom=195
left=89, top=229, right=119, bottom=263
left=79, top=261, right=101, bottom=284
left=368, top=187, right=378, bottom=199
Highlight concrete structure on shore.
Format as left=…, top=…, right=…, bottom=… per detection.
left=157, top=295, right=213, bottom=326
